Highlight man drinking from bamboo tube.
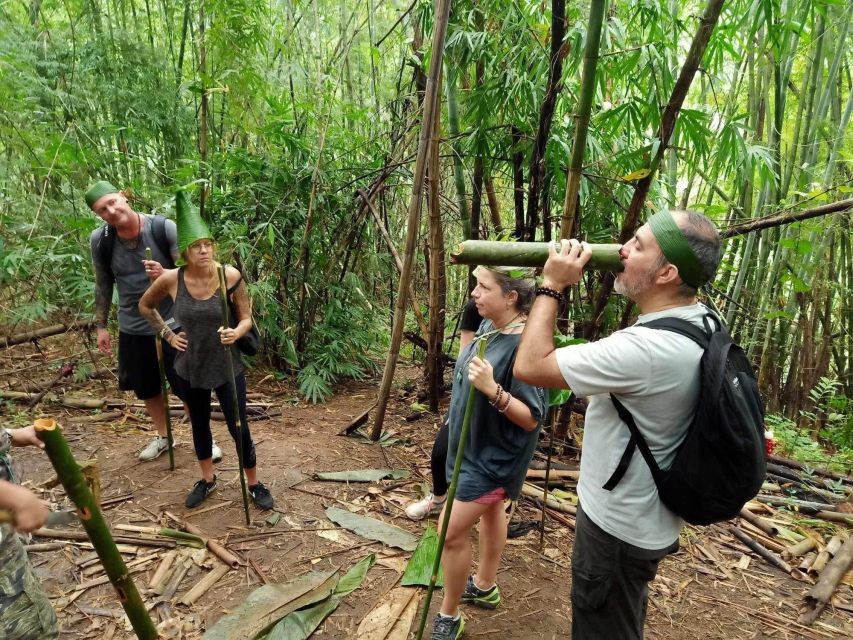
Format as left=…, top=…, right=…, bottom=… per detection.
left=515, top=210, right=721, bottom=639
left=0, top=425, right=59, bottom=639
left=85, top=181, right=222, bottom=463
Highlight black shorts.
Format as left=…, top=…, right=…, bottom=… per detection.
left=117, top=332, right=185, bottom=401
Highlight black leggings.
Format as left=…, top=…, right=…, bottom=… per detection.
left=431, top=421, right=449, bottom=497
left=182, top=373, right=257, bottom=469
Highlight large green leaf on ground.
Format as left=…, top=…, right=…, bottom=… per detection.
left=325, top=507, right=418, bottom=551
left=259, top=554, right=376, bottom=640
left=401, top=526, right=444, bottom=587
left=203, top=569, right=337, bottom=640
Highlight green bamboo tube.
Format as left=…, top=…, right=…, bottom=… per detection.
left=33, top=418, right=157, bottom=640
left=449, top=240, right=623, bottom=270
left=415, top=338, right=488, bottom=640
left=149, top=245, right=176, bottom=471
left=217, top=264, right=251, bottom=526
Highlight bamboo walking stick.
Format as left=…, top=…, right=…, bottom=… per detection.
left=33, top=418, right=157, bottom=639
left=415, top=339, right=487, bottom=640
left=217, top=264, right=251, bottom=525
left=147, top=247, right=175, bottom=470
left=539, top=405, right=559, bottom=551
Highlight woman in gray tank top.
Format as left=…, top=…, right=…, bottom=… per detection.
left=139, top=237, right=274, bottom=511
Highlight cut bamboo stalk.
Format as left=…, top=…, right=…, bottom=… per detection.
left=738, top=521, right=787, bottom=553
left=526, top=469, right=579, bottom=481
left=24, top=543, right=64, bottom=552
left=75, top=559, right=156, bottom=592
left=729, top=525, right=793, bottom=574
left=33, top=528, right=176, bottom=548
left=113, top=524, right=205, bottom=547
left=767, top=455, right=853, bottom=485
left=798, top=551, right=818, bottom=572
left=739, top=507, right=779, bottom=536
left=160, top=558, right=193, bottom=601
left=521, top=483, right=577, bottom=514
left=164, top=511, right=241, bottom=569
left=179, top=563, right=230, bottom=605
left=148, top=550, right=177, bottom=589
left=812, top=510, right=853, bottom=526
left=33, top=417, right=157, bottom=638
left=783, top=537, right=818, bottom=560
left=798, top=536, right=853, bottom=626
left=809, top=534, right=845, bottom=577
left=449, top=240, right=622, bottom=270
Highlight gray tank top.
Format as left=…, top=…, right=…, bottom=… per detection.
left=173, top=268, right=244, bottom=389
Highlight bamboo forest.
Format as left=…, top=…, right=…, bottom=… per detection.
left=0, top=0, right=851, bottom=638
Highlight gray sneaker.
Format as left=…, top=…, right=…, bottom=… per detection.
left=138, top=436, right=174, bottom=461
left=430, top=613, right=464, bottom=639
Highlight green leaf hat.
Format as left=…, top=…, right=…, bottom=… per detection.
left=175, top=189, right=212, bottom=254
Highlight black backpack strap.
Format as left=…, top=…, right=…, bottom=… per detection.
left=150, top=215, right=176, bottom=268
left=639, top=317, right=712, bottom=349
left=226, top=270, right=243, bottom=297
left=97, top=224, right=116, bottom=267
left=603, top=394, right=665, bottom=491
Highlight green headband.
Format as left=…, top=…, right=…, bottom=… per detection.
left=85, top=180, right=119, bottom=208
left=175, top=189, right=212, bottom=254
left=647, top=210, right=706, bottom=288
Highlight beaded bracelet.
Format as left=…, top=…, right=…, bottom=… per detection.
left=497, top=392, right=513, bottom=413
left=535, top=286, right=565, bottom=303
left=489, top=384, right=504, bottom=408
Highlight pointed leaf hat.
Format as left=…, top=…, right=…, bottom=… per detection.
left=175, top=189, right=212, bottom=254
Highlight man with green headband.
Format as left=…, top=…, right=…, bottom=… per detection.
left=515, top=209, right=721, bottom=639
left=85, top=181, right=222, bottom=463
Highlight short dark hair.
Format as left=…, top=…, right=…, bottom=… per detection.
left=671, top=209, right=721, bottom=296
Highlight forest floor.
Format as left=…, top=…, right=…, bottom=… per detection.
left=6, top=354, right=853, bottom=640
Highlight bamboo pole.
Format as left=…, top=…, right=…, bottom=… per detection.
left=180, top=562, right=230, bottom=605
left=371, top=0, right=452, bottom=440
left=799, top=536, right=853, bottom=626
left=164, top=511, right=242, bottom=569
left=217, top=264, right=251, bottom=525
left=33, top=418, right=157, bottom=639
left=415, top=338, right=486, bottom=640
left=450, top=241, right=622, bottom=269
left=148, top=247, right=175, bottom=470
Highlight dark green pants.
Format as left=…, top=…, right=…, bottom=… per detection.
left=571, top=505, right=677, bottom=640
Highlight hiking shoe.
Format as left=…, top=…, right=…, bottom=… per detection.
left=138, top=436, right=173, bottom=461
left=186, top=477, right=217, bottom=508
left=249, top=482, right=274, bottom=510
left=211, top=441, right=223, bottom=463
left=461, top=575, right=501, bottom=609
left=405, top=493, right=445, bottom=521
left=430, top=613, right=464, bottom=640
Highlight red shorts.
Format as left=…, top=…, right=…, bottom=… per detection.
left=473, top=487, right=508, bottom=504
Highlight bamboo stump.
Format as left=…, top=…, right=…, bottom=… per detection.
left=33, top=418, right=157, bottom=639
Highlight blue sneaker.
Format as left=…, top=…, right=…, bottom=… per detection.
left=461, top=575, right=501, bottom=609
left=430, top=613, right=464, bottom=639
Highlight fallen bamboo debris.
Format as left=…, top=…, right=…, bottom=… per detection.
left=728, top=525, right=798, bottom=576
left=164, top=511, right=242, bottom=569
left=738, top=507, right=779, bottom=536
left=180, top=563, right=231, bottom=605
left=809, top=534, right=845, bottom=577
left=798, top=535, right=853, bottom=626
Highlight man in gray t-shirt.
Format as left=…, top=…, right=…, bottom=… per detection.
left=515, top=210, right=722, bottom=640
left=86, top=181, right=221, bottom=463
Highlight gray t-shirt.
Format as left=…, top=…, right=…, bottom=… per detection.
left=90, top=215, right=179, bottom=335
left=555, top=303, right=710, bottom=549
left=446, top=321, right=547, bottom=501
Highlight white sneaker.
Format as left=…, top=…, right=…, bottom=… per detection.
left=138, top=436, right=173, bottom=462
left=211, top=442, right=223, bottom=463
left=405, top=493, right=445, bottom=521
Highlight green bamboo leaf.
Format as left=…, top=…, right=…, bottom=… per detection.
left=402, top=526, right=444, bottom=587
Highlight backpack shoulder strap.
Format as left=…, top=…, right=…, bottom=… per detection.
left=639, top=317, right=712, bottom=349
left=97, top=224, right=116, bottom=268
left=226, top=269, right=244, bottom=297
left=150, top=215, right=175, bottom=268
left=603, top=394, right=665, bottom=491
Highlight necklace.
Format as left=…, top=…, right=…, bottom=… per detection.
left=117, top=213, right=143, bottom=251
left=456, top=313, right=526, bottom=383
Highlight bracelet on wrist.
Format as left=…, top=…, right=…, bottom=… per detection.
left=498, top=392, right=513, bottom=413
left=489, top=384, right=504, bottom=407
left=535, top=286, right=565, bottom=303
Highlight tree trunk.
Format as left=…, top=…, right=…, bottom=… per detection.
left=525, top=0, right=567, bottom=241
left=559, top=0, right=606, bottom=240
left=426, top=99, right=446, bottom=412
left=511, top=126, right=524, bottom=239
left=371, top=0, right=452, bottom=440
left=586, top=0, right=727, bottom=339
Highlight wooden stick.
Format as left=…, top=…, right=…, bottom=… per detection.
left=783, top=537, right=818, bottom=560
left=738, top=507, right=779, bottom=536
left=160, top=558, right=192, bottom=601
left=799, top=536, right=853, bottom=626
left=33, top=528, right=176, bottom=548
left=767, top=454, right=853, bottom=485
left=179, top=563, right=230, bottom=605
left=526, top=469, right=580, bottom=481
left=798, top=551, right=818, bottom=572
left=729, top=525, right=793, bottom=574
left=164, top=511, right=242, bottom=569
left=148, top=550, right=177, bottom=589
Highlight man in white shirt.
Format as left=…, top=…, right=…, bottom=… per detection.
left=514, top=209, right=721, bottom=639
